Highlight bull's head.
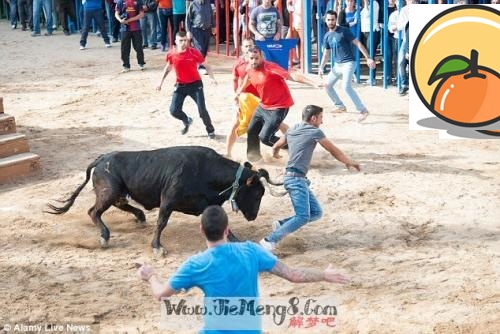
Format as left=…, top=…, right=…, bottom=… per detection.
left=234, top=163, right=286, bottom=221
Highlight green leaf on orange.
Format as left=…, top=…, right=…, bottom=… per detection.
left=428, top=55, right=470, bottom=85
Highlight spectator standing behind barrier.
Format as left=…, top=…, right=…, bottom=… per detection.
left=8, top=0, right=18, bottom=29
left=140, top=0, right=158, bottom=49
left=80, top=0, right=111, bottom=48
left=137, top=205, right=350, bottom=332
left=360, top=0, right=379, bottom=85
left=115, top=0, right=145, bottom=72
left=386, top=0, right=399, bottom=86
left=185, top=0, right=214, bottom=74
left=172, top=0, right=186, bottom=41
left=396, top=0, right=418, bottom=96
left=55, top=0, right=76, bottom=35
left=31, top=0, right=53, bottom=36
left=17, top=0, right=32, bottom=31
left=156, top=31, right=217, bottom=139
left=319, top=10, right=375, bottom=123
left=249, top=0, right=281, bottom=41
left=158, top=0, right=174, bottom=51
left=260, top=105, right=360, bottom=252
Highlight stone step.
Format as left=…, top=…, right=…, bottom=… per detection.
left=0, top=152, right=41, bottom=184
left=0, top=133, right=29, bottom=158
left=0, top=113, right=17, bottom=135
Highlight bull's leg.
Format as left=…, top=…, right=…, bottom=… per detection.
left=151, top=204, right=172, bottom=257
left=88, top=181, right=119, bottom=248
left=113, top=198, right=146, bottom=224
left=228, top=229, right=240, bottom=242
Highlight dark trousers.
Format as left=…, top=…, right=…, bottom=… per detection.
left=169, top=80, right=215, bottom=134
left=247, top=106, right=288, bottom=159
left=110, top=2, right=120, bottom=40
left=80, top=9, right=110, bottom=46
left=18, top=0, right=32, bottom=29
left=191, top=27, right=211, bottom=57
left=158, top=7, right=173, bottom=47
left=173, top=13, right=185, bottom=40
left=55, top=0, right=76, bottom=32
left=120, top=30, right=144, bottom=68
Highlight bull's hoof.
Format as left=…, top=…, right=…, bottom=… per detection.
left=136, top=218, right=147, bottom=225
left=152, top=247, right=166, bottom=257
left=100, top=237, right=109, bottom=248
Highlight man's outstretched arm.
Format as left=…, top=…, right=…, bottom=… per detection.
left=270, top=261, right=350, bottom=284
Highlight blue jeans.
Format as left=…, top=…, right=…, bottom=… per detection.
left=325, top=61, right=367, bottom=113
left=398, top=33, right=409, bottom=91
left=32, top=0, right=53, bottom=34
left=266, top=176, right=322, bottom=243
left=141, top=11, right=158, bottom=46
left=80, top=9, right=110, bottom=46
left=157, top=7, right=173, bottom=47
left=10, top=0, right=18, bottom=26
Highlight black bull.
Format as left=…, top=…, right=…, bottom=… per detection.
left=46, top=146, right=284, bottom=254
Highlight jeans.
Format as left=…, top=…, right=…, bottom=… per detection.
left=191, top=27, right=211, bottom=57
left=266, top=176, right=322, bottom=243
left=32, top=0, right=53, bottom=34
left=246, top=106, right=288, bottom=160
left=173, top=13, right=185, bottom=40
left=141, top=11, right=158, bottom=46
left=169, top=80, right=215, bottom=134
left=120, top=30, right=144, bottom=68
left=80, top=9, right=110, bottom=46
left=398, top=30, right=409, bottom=90
left=325, top=61, right=367, bottom=113
left=18, top=0, right=32, bottom=29
left=10, top=0, right=18, bottom=26
left=157, top=7, right=173, bottom=47
left=385, top=36, right=398, bottom=85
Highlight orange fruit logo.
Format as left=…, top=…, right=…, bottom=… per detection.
left=411, top=5, right=500, bottom=136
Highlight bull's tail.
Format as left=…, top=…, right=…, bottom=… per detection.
left=45, top=155, right=106, bottom=215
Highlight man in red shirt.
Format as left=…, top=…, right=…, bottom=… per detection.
left=156, top=31, right=216, bottom=138
left=236, top=45, right=321, bottom=161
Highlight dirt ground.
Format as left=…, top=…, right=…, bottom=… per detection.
left=0, top=21, right=499, bottom=334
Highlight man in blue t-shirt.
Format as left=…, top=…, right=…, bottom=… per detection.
left=259, top=105, right=360, bottom=252
left=137, top=205, right=350, bottom=333
left=319, top=10, right=375, bottom=123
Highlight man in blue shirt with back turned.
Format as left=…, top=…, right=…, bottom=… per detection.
left=137, top=205, right=350, bottom=333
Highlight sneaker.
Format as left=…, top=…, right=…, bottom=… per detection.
left=358, top=111, right=369, bottom=123
left=11, top=25, right=16, bottom=29
left=44, top=32, right=53, bottom=36
left=79, top=45, right=86, bottom=50
left=398, top=87, right=409, bottom=96
left=31, top=32, right=41, bottom=37
left=208, top=132, right=216, bottom=139
left=271, top=220, right=282, bottom=232
left=181, top=117, right=193, bottom=135
left=112, top=38, right=119, bottom=43
left=198, top=67, right=208, bottom=75
left=247, top=152, right=263, bottom=162
left=259, top=238, right=276, bottom=253
left=161, top=44, right=167, bottom=52
left=105, top=44, right=111, bottom=48
left=95, top=31, right=101, bottom=37
left=63, top=30, right=70, bottom=36
left=121, top=67, right=130, bottom=73
left=142, top=44, right=149, bottom=49
left=139, top=64, right=145, bottom=70
left=150, top=44, right=157, bottom=50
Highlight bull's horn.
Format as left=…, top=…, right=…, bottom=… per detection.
left=259, top=177, right=287, bottom=197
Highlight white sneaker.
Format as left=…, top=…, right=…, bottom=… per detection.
left=139, top=64, right=145, bottom=71
left=259, top=238, right=276, bottom=253
left=271, top=220, right=282, bottom=232
left=121, top=67, right=130, bottom=73
left=105, top=44, right=111, bottom=48
left=79, top=45, right=86, bottom=50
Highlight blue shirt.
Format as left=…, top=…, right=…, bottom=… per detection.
left=168, top=242, right=277, bottom=334
left=323, top=25, right=356, bottom=64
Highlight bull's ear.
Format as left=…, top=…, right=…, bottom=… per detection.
left=244, top=162, right=253, bottom=169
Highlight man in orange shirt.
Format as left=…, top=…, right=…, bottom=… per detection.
left=236, top=46, right=321, bottom=161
